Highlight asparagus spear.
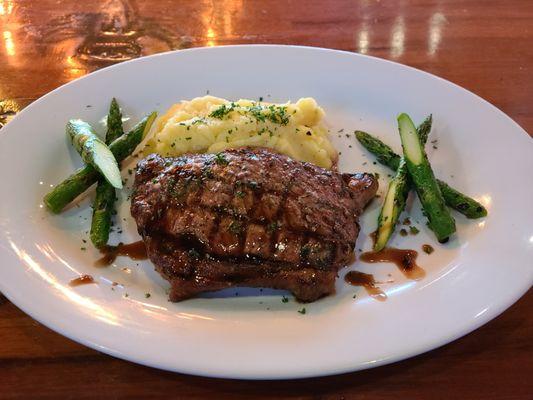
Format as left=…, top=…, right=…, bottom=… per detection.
left=398, top=113, right=456, bottom=242
left=416, top=114, right=433, bottom=145
left=356, top=130, right=401, bottom=170
left=67, top=119, right=123, bottom=189
left=90, top=182, right=116, bottom=248
left=90, top=99, right=124, bottom=248
left=374, top=158, right=410, bottom=251
left=105, top=98, right=124, bottom=143
left=437, top=180, right=488, bottom=219
left=374, top=116, right=432, bottom=251
left=354, top=131, right=487, bottom=219
left=44, top=112, right=157, bottom=213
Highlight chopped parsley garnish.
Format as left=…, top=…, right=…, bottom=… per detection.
left=267, top=221, right=279, bottom=233
left=265, top=104, right=289, bottom=125
left=213, top=102, right=292, bottom=125
left=298, top=307, right=306, bottom=314
left=145, top=293, right=151, bottom=298
left=409, top=226, right=420, bottom=235
left=247, top=181, right=259, bottom=190
left=281, top=296, right=289, bottom=303
left=191, top=117, right=206, bottom=125
left=228, top=220, right=242, bottom=235
left=247, top=105, right=266, bottom=122
left=300, top=244, right=311, bottom=258
left=202, top=168, right=214, bottom=179
left=209, top=103, right=235, bottom=119
left=188, top=248, right=201, bottom=259
left=214, top=153, right=229, bottom=165
left=168, top=176, right=194, bottom=200
left=235, top=191, right=245, bottom=198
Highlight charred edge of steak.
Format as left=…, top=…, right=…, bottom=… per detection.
left=166, top=271, right=337, bottom=303
left=342, top=172, right=379, bottom=211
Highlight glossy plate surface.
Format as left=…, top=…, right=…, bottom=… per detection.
left=0, top=46, right=531, bottom=379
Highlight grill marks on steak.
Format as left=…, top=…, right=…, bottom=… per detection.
left=131, top=148, right=378, bottom=302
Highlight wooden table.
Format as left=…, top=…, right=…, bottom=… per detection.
left=1, top=1, right=531, bottom=398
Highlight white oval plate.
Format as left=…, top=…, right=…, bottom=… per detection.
left=0, top=46, right=531, bottom=380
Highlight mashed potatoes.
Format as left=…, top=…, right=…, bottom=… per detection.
left=143, top=96, right=337, bottom=169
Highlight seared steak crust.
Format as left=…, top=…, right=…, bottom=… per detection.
left=131, top=148, right=377, bottom=302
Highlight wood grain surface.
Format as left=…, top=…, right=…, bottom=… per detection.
left=0, top=1, right=531, bottom=398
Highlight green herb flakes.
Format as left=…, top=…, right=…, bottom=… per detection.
left=214, top=153, right=229, bottom=165
left=267, top=221, right=279, bottom=233
left=209, top=103, right=234, bottom=119
left=228, top=220, right=242, bottom=235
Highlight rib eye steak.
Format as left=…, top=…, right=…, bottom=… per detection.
left=131, top=148, right=378, bottom=302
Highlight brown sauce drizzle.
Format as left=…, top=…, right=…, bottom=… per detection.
left=360, top=248, right=426, bottom=280
left=69, top=274, right=95, bottom=286
left=345, top=271, right=387, bottom=301
left=96, top=241, right=147, bottom=267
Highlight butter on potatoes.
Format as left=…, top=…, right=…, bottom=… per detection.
left=143, top=96, right=337, bottom=169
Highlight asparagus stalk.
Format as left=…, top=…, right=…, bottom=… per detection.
left=90, top=98, right=124, bottom=248
left=374, top=158, right=410, bottom=251
left=356, top=130, right=401, bottom=170
left=67, top=119, right=123, bottom=189
left=398, top=113, right=456, bottom=242
left=90, top=182, right=116, bottom=248
left=44, top=112, right=157, bottom=213
left=374, top=116, right=432, bottom=250
left=354, top=130, right=487, bottom=219
left=437, top=180, right=488, bottom=219
left=105, top=98, right=124, bottom=143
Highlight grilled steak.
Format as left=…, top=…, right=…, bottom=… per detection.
left=131, top=148, right=378, bottom=302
